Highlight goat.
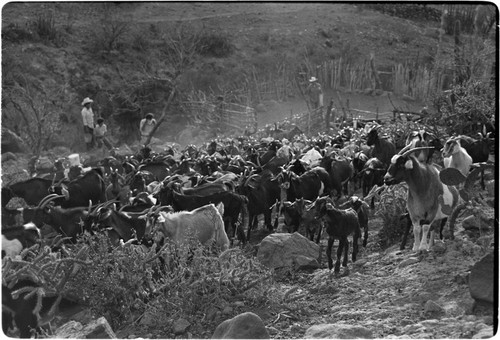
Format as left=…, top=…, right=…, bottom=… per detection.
left=319, top=154, right=353, bottom=199
left=282, top=198, right=322, bottom=243
left=2, top=223, right=40, bottom=258
left=159, top=184, right=247, bottom=244
left=144, top=203, right=229, bottom=252
left=457, top=133, right=492, bottom=188
left=442, top=137, right=473, bottom=177
left=360, top=157, right=387, bottom=208
left=366, top=126, right=396, bottom=166
left=338, top=196, right=370, bottom=247
left=306, top=196, right=361, bottom=272
left=21, top=194, right=90, bottom=242
left=384, top=147, right=459, bottom=251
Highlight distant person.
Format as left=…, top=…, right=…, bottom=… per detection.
left=94, top=117, right=113, bottom=150
left=81, top=97, right=95, bottom=150
left=139, top=113, right=156, bottom=145
left=305, top=76, right=323, bottom=110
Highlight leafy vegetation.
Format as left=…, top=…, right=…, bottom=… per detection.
left=375, top=184, right=408, bottom=249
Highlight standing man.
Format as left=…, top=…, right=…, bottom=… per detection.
left=305, top=76, right=324, bottom=110
left=139, top=113, right=156, bottom=145
left=81, top=97, right=94, bottom=150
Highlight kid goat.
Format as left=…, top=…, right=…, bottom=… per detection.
left=384, top=147, right=459, bottom=252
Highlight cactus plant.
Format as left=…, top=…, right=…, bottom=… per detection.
left=439, top=162, right=495, bottom=236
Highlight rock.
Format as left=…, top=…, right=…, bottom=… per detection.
left=139, top=311, right=156, bottom=326
left=212, top=312, right=269, bottom=339
left=469, top=252, right=494, bottom=303
left=472, top=327, right=494, bottom=339
left=305, top=324, right=374, bottom=338
left=173, top=318, right=191, bottom=335
left=265, top=326, right=279, bottom=336
left=257, top=232, right=320, bottom=270
left=1, top=127, right=29, bottom=154
left=55, top=317, right=116, bottom=338
left=485, top=180, right=495, bottom=196
left=1, top=152, right=17, bottom=162
left=424, top=300, right=444, bottom=314
left=462, top=216, right=490, bottom=231
left=398, top=257, right=419, bottom=268
left=222, top=306, right=233, bottom=315
left=233, top=301, right=245, bottom=307
left=431, top=241, right=446, bottom=254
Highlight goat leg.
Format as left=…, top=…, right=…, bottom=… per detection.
left=342, top=237, right=349, bottom=267
left=335, top=238, right=343, bottom=272
left=327, top=237, right=334, bottom=270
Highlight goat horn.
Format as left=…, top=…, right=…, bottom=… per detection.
left=38, top=194, right=65, bottom=209
left=400, top=146, right=436, bottom=159
left=51, top=173, right=57, bottom=186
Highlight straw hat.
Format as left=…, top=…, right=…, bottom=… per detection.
left=81, top=97, right=93, bottom=106
left=309, top=77, right=318, bottom=82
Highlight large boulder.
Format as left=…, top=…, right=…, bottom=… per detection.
left=304, top=323, right=374, bottom=339
left=469, top=251, right=494, bottom=303
left=212, top=312, right=269, bottom=339
left=257, top=232, right=320, bottom=270
left=1, top=127, right=29, bottom=154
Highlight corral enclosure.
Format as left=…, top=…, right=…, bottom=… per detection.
left=1, top=2, right=497, bottom=339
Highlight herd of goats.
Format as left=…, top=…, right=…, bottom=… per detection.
left=1, top=120, right=495, bottom=337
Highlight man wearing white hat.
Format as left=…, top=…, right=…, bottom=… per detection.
left=81, top=97, right=95, bottom=150
left=305, top=76, right=323, bottom=109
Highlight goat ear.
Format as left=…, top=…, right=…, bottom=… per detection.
left=404, top=159, right=413, bottom=169
left=157, top=214, right=166, bottom=223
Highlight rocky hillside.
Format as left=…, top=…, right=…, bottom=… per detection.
left=2, top=2, right=463, bottom=153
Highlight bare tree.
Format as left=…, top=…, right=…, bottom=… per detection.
left=3, top=77, right=64, bottom=154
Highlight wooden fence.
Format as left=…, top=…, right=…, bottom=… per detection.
left=182, top=101, right=256, bottom=133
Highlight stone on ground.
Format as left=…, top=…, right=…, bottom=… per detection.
left=257, top=232, right=320, bottom=270
left=212, top=312, right=269, bottom=339
left=304, top=323, right=374, bottom=339
left=55, top=317, right=116, bottom=338
left=173, top=318, right=191, bottom=335
left=469, top=252, right=494, bottom=303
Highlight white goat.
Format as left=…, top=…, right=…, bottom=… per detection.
left=145, top=203, right=229, bottom=252
left=384, top=147, right=459, bottom=252
left=442, top=137, right=473, bottom=177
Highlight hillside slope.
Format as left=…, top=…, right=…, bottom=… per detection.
left=1, top=2, right=448, bottom=151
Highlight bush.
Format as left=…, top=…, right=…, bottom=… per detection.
left=197, top=31, right=234, bottom=58
left=376, top=183, right=408, bottom=248
left=64, top=232, right=275, bottom=332
left=429, top=80, right=495, bottom=136
left=2, top=23, right=34, bottom=43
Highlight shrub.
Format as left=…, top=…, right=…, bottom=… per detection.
left=429, top=80, right=495, bottom=135
left=375, top=183, right=408, bottom=248
left=197, top=31, right=234, bottom=58
left=2, top=23, right=34, bottom=43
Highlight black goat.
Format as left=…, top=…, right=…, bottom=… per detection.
left=339, top=196, right=369, bottom=247
left=282, top=198, right=322, bottom=243
left=360, top=157, right=386, bottom=209
left=21, top=194, right=90, bottom=242
left=2, top=178, right=54, bottom=208
left=307, top=196, right=361, bottom=272
left=366, top=127, right=396, bottom=166
left=319, top=154, right=353, bottom=199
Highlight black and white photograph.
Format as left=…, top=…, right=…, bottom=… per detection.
left=1, top=2, right=497, bottom=338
